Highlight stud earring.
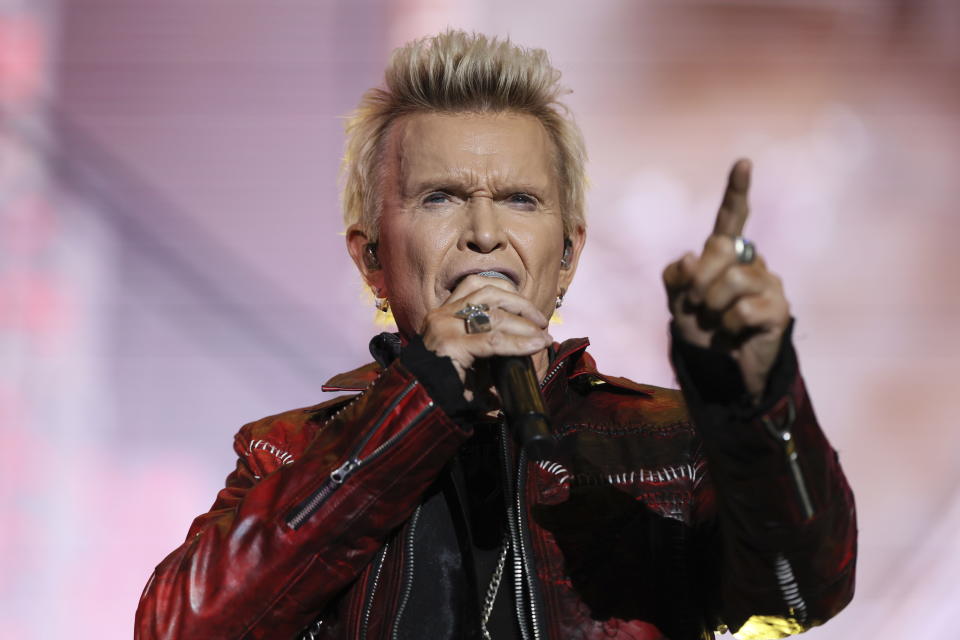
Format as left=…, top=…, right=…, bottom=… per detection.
left=555, top=289, right=566, bottom=309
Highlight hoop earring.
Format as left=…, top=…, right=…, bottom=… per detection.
left=374, top=289, right=390, bottom=313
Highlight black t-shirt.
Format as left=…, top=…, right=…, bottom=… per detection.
left=457, top=420, right=521, bottom=639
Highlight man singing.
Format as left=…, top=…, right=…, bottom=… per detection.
left=135, top=30, right=856, bottom=640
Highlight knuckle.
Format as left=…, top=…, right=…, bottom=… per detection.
left=662, top=263, right=673, bottom=283
left=690, top=265, right=709, bottom=287
left=663, top=268, right=681, bottom=291
left=734, top=296, right=756, bottom=319
left=690, top=275, right=711, bottom=298
left=760, top=285, right=782, bottom=304
left=704, top=235, right=734, bottom=256
left=486, top=331, right=505, bottom=349
left=722, top=307, right=742, bottom=331
left=725, top=265, right=747, bottom=287
left=702, top=283, right=721, bottom=309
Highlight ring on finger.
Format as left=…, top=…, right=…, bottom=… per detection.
left=733, top=236, right=757, bottom=264
left=454, top=303, right=492, bottom=334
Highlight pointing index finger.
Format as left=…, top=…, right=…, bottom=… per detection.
left=712, top=158, right=752, bottom=237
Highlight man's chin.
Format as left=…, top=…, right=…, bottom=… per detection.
left=390, top=307, right=423, bottom=339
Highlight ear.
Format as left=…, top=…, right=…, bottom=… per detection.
left=558, top=224, right=586, bottom=293
left=346, top=224, right=386, bottom=294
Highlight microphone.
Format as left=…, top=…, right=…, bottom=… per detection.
left=490, top=355, right=555, bottom=461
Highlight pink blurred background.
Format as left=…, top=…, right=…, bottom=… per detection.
left=2, top=0, right=958, bottom=637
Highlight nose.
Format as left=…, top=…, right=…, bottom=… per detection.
left=461, top=196, right=507, bottom=253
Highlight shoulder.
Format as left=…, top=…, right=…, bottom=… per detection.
left=538, top=343, right=707, bottom=521
left=551, top=341, right=692, bottom=435
left=233, top=394, right=357, bottom=471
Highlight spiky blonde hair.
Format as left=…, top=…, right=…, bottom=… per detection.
left=341, top=29, right=588, bottom=240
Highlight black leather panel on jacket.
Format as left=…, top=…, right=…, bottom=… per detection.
left=391, top=420, right=522, bottom=640
left=392, top=482, right=469, bottom=640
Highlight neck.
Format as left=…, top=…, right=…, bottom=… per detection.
left=531, top=347, right=552, bottom=384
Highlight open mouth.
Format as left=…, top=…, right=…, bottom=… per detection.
left=474, top=270, right=513, bottom=283
left=448, top=269, right=519, bottom=291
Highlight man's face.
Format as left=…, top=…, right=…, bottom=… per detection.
left=351, top=111, right=583, bottom=337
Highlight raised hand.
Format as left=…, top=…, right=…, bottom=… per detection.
left=662, top=159, right=791, bottom=401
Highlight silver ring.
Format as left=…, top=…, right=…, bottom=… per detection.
left=733, top=236, right=756, bottom=264
left=454, top=303, right=492, bottom=334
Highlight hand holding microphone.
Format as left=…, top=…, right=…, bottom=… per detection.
left=421, top=273, right=556, bottom=459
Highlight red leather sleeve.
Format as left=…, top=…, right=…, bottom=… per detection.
left=134, top=360, right=471, bottom=640
left=691, top=370, right=857, bottom=637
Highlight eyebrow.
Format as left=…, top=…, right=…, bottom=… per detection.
left=404, top=174, right=548, bottom=198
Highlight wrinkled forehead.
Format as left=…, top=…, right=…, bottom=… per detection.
left=384, top=111, right=559, bottom=194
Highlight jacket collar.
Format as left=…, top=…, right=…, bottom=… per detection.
left=321, top=332, right=404, bottom=392
left=322, top=335, right=652, bottom=397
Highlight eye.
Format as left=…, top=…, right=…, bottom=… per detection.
left=507, top=193, right=538, bottom=208
left=422, top=191, right=452, bottom=205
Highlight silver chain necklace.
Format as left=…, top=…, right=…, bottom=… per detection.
left=480, top=532, right=512, bottom=640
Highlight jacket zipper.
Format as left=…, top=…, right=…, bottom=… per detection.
left=773, top=553, right=809, bottom=623
left=520, top=357, right=569, bottom=639
left=538, top=353, right=569, bottom=392
left=500, top=420, right=532, bottom=640
left=514, top=445, right=544, bottom=640
left=761, top=398, right=815, bottom=521
left=285, top=381, right=427, bottom=529
left=360, top=542, right=390, bottom=640
left=390, top=505, right=422, bottom=640
left=499, top=352, right=563, bottom=640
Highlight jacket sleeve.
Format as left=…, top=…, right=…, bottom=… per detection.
left=134, top=358, right=472, bottom=640
left=672, top=324, right=857, bottom=639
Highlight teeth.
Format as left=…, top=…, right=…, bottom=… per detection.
left=476, top=271, right=511, bottom=282
left=451, top=270, right=515, bottom=291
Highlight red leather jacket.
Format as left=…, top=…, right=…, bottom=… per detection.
left=135, top=337, right=856, bottom=639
